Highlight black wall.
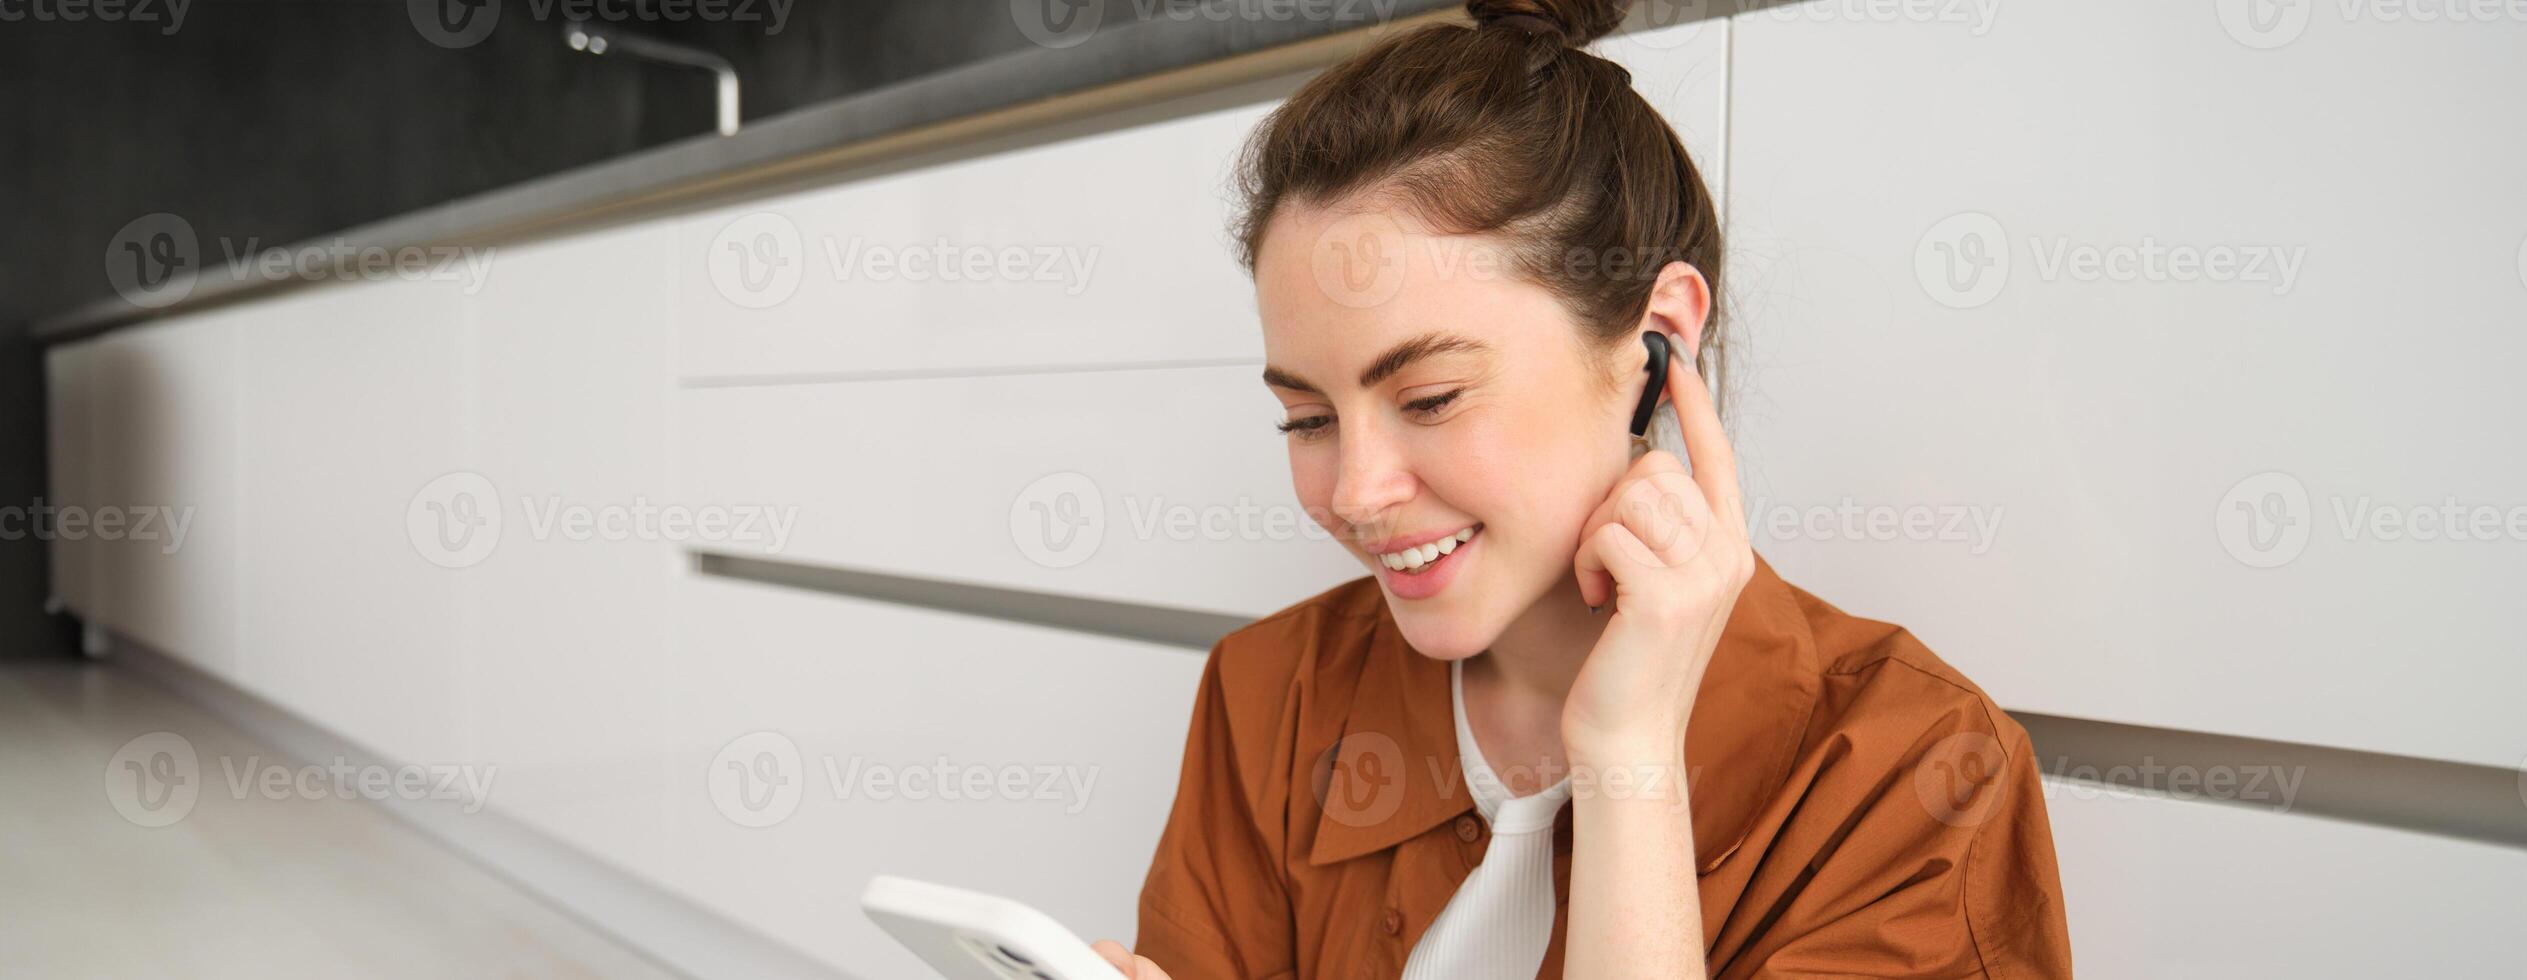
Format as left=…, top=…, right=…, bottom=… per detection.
left=0, top=0, right=1112, bottom=657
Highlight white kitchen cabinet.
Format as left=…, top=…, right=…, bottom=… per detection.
left=233, top=278, right=473, bottom=766
left=84, top=317, right=245, bottom=677
left=453, top=222, right=685, bottom=872
left=1724, top=0, right=2527, bottom=767
left=661, top=574, right=1207, bottom=977
left=2047, top=780, right=2527, bottom=977
left=44, top=341, right=104, bottom=622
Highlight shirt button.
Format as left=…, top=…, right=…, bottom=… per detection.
left=1382, top=907, right=1402, bottom=935
left=1454, top=815, right=1482, bottom=843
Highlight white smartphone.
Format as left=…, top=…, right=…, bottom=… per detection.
left=860, top=874, right=1126, bottom=980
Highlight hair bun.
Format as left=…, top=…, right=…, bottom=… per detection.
left=1466, top=0, right=1630, bottom=47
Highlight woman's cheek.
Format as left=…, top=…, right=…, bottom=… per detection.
left=1457, top=414, right=1593, bottom=565
left=1287, top=445, right=1341, bottom=535
left=1426, top=415, right=1520, bottom=511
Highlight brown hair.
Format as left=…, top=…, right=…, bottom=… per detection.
left=1233, top=0, right=1728, bottom=401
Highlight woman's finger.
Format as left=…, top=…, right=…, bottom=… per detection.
left=1090, top=940, right=1142, bottom=977
left=1617, top=470, right=1712, bottom=565
left=1574, top=517, right=1662, bottom=610
left=1572, top=451, right=1701, bottom=606
left=1577, top=460, right=1707, bottom=561
left=1573, top=450, right=1690, bottom=555
left=1662, top=348, right=1746, bottom=532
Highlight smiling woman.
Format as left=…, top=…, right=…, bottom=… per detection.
left=1088, top=1, right=2073, bottom=978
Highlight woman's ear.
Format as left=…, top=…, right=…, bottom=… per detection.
left=1643, top=260, right=1713, bottom=362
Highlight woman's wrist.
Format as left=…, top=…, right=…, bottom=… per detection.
left=1564, top=717, right=1689, bottom=771
left=1565, top=724, right=1692, bottom=809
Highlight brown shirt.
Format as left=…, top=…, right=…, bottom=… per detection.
left=1132, top=551, right=2072, bottom=979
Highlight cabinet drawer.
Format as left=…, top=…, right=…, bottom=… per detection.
left=673, top=363, right=1363, bottom=619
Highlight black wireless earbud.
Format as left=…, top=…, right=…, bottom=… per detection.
left=1627, top=331, right=1672, bottom=441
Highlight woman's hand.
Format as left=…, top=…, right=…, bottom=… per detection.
left=1090, top=939, right=1175, bottom=979
left=1564, top=346, right=1753, bottom=768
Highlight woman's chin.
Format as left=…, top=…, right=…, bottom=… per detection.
left=1388, top=611, right=1498, bottom=661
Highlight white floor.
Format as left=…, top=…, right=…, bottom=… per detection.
left=0, top=658, right=680, bottom=979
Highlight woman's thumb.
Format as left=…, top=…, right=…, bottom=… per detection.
left=1090, top=939, right=1146, bottom=977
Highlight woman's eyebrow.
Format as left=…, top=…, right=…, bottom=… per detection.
left=1261, top=365, right=1321, bottom=395
left=1358, top=332, right=1492, bottom=388
left=1261, top=332, right=1494, bottom=396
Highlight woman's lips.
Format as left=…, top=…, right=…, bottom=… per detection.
left=1377, top=526, right=1477, bottom=601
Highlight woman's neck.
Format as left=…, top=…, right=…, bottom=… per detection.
left=1458, top=575, right=1609, bottom=793
left=1472, top=574, right=1607, bottom=702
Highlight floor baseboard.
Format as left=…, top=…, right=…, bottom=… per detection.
left=104, top=631, right=854, bottom=980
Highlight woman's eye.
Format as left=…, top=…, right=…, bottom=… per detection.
left=1404, top=388, right=1465, bottom=419
left=1275, top=415, right=1334, bottom=441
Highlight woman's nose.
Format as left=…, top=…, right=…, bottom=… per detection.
left=1328, top=426, right=1416, bottom=528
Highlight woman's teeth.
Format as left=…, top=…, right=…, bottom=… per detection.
left=1378, top=526, right=1477, bottom=574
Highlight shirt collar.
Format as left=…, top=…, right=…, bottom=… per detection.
left=1306, top=550, right=1821, bottom=872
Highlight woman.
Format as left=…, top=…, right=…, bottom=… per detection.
left=1094, top=1, right=2073, bottom=976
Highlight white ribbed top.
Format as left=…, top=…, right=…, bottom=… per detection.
left=1400, top=659, right=1571, bottom=980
